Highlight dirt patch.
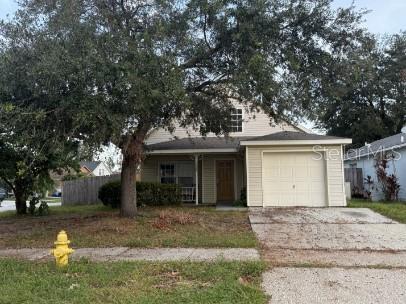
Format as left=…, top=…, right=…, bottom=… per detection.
left=0, top=207, right=256, bottom=249
left=340, top=211, right=368, bottom=218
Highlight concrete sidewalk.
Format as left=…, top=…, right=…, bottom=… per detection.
left=0, top=247, right=260, bottom=262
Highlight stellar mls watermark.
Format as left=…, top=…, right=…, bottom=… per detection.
left=312, top=145, right=341, bottom=161
left=345, top=145, right=402, bottom=161
left=311, top=144, right=402, bottom=161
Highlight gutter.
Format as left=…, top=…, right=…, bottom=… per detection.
left=240, top=139, right=352, bottom=146
left=146, top=148, right=239, bottom=155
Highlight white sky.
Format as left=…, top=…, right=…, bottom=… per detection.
left=1, top=0, right=405, bottom=34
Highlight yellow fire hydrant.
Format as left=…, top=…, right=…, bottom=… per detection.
left=51, top=230, right=74, bottom=267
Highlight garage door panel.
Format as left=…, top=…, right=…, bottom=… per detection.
left=295, top=168, right=309, bottom=178
left=263, top=152, right=327, bottom=207
left=280, top=168, right=293, bottom=177
left=295, top=182, right=310, bottom=191
left=264, top=168, right=279, bottom=177
left=279, top=193, right=296, bottom=205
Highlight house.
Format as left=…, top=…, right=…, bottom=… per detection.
left=49, top=161, right=112, bottom=196
left=344, top=129, right=406, bottom=201
left=80, top=161, right=112, bottom=176
left=141, top=106, right=351, bottom=207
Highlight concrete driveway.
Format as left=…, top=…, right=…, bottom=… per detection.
left=0, top=200, right=61, bottom=212
left=250, top=207, right=406, bottom=304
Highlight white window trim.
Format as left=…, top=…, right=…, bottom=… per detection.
left=157, top=161, right=196, bottom=185
left=158, top=162, right=177, bottom=184
left=229, top=107, right=244, bottom=135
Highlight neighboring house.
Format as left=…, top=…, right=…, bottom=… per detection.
left=49, top=161, right=112, bottom=196
left=142, top=105, right=351, bottom=207
left=344, top=130, right=406, bottom=201
left=80, top=161, right=112, bottom=176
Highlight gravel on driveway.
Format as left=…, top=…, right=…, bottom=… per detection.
left=250, top=207, right=406, bottom=259
left=251, top=207, right=406, bottom=304
left=263, top=267, right=406, bottom=304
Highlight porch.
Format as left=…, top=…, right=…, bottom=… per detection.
left=141, top=153, right=245, bottom=205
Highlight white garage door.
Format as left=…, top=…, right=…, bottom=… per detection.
left=262, top=152, right=327, bottom=207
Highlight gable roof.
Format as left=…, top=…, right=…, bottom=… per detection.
left=345, top=133, right=406, bottom=160
left=146, top=131, right=351, bottom=154
left=80, top=161, right=102, bottom=172
left=242, top=132, right=345, bottom=141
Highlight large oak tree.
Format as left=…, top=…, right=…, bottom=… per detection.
left=0, top=0, right=366, bottom=217
left=316, top=32, right=406, bottom=148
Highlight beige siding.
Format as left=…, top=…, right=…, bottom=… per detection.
left=246, top=145, right=346, bottom=207
left=146, top=106, right=302, bottom=144
left=202, top=156, right=216, bottom=204
left=326, top=146, right=347, bottom=207
left=141, top=158, right=159, bottom=182
left=246, top=147, right=263, bottom=206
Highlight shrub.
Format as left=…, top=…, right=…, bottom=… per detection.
left=98, top=181, right=181, bottom=208
left=234, top=187, right=247, bottom=207
left=375, top=156, right=400, bottom=201
left=98, top=181, right=121, bottom=208
left=28, top=197, right=50, bottom=216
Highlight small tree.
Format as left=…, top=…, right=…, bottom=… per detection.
left=375, top=154, right=400, bottom=201
left=363, top=175, right=374, bottom=200
left=0, top=83, right=80, bottom=214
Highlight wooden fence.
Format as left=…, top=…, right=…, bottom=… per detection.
left=344, top=168, right=364, bottom=194
left=62, top=174, right=120, bottom=206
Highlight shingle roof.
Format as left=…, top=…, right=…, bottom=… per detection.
left=146, top=137, right=251, bottom=151
left=146, top=131, right=349, bottom=152
left=79, top=161, right=101, bottom=172
left=345, top=133, right=406, bottom=159
left=242, top=131, right=347, bottom=141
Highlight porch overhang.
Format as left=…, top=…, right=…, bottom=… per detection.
left=146, top=148, right=239, bottom=155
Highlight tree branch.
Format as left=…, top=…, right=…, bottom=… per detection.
left=180, top=45, right=222, bottom=69
left=0, top=176, right=15, bottom=192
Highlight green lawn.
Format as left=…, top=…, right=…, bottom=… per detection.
left=0, top=205, right=257, bottom=249
left=348, top=199, right=406, bottom=223
left=0, top=259, right=267, bottom=304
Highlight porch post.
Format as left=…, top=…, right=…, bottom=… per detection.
left=195, top=154, right=199, bottom=205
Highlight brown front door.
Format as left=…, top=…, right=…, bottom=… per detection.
left=216, top=160, right=235, bottom=202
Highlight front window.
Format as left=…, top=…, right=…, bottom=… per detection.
left=160, top=164, right=176, bottom=184
left=160, top=162, right=195, bottom=202
left=230, top=108, right=243, bottom=132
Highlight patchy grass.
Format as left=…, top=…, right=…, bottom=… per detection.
left=0, top=259, right=267, bottom=304
left=0, top=205, right=257, bottom=249
left=348, top=199, right=406, bottom=223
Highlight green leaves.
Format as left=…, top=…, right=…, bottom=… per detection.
left=316, top=32, right=406, bottom=147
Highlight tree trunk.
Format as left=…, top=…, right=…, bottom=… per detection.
left=120, top=150, right=138, bottom=217
left=120, top=131, right=146, bottom=217
left=14, top=185, right=28, bottom=215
